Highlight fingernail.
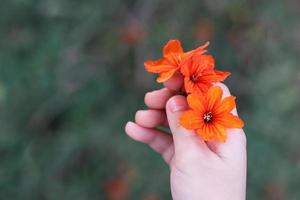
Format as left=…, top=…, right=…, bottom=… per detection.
left=125, top=121, right=134, bottom=129
left=135, top=110, right=144, bottom=121
left=168, top=98, right=186, bottom=113
left=136, top=110, right=146, bottom=115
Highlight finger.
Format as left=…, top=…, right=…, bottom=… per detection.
left=125, top=122, right=174, bottom=164
left=207, top=83, right=247, bottom=161
left=135, top=110, right=168, bottom=128
left=163, top=73, right=184, bottom=91
left=145, top=88, right=174, bottom=110
left=165, top=95, right=212, bottom=156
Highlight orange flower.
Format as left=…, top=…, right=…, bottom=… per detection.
left=179, top=86, right=244, bottom=142
left=144, top=40, right=209, bottom=83
left=181, top=54, right=231, bottom=94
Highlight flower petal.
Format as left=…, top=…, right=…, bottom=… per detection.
left=212, top=123, right=227, bottom=142
left=184, top=77, right=211, bottom=94
left=179, top=110, right=203, bottom=130
left=214, top=96, right=236, bottom=115
left=180, top=59, right=193, bottom=77
left=216, top=113, right=244, bottom=128
left=195, top=82, right=211, bottom=93
left=200, top=70, right=231, bottom=83
left=206, top=86, right=223, bottom=111
left=187, top=93, right=206, bottom=112
left=215, top=69, right=231, bottom=77
left=144, top=59, right=174, bottom=73
left=197, top=123, right=227, bottom=142
left=163, top=40, right=184, bottom=55
left=156, top=69, right=177, bottom=83
left=145, top=58, right=178, bottom=83
left=193, top=54, right=215, bottom=72
left=182, top=41, right=210, bottom=61
left=183, top=77, right=195, bottom=93
left=192, top=41, right=210, bottom=54
left=196, top=124, right=214, bottom=141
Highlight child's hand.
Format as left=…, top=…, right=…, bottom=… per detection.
left=125, top=75, right=247, bottom=200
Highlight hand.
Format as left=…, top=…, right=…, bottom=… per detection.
left=125, top=74, right=247, bottom=200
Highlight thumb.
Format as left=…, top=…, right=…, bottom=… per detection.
left=166, top=95, right=211, bottom=155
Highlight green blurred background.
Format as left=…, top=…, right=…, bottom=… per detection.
left=0, top=0, right=300, bottom=199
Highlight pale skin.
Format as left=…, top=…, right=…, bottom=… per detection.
left=125, top=74, right=247, bottom=200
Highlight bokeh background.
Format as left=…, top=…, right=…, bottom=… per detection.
left=1, top=0, right=300, bottom=199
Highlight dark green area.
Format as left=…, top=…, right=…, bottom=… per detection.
left=0, top=0, right=300, bottom=199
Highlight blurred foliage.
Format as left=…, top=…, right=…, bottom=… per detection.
left=0, top=0, right=300, bottom=199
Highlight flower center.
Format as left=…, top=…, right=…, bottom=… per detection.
left=203, top=112, right=213, bottom=123
left=190, top=75, right=198, bottom=83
